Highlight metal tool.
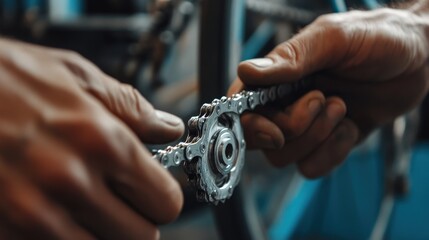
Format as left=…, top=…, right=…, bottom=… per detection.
left=153, top=80, right=309, bottom=204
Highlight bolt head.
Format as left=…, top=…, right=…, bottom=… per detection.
left=200, top=144, right=206, bottom=154
left=174, top=152, right=181, bottom=165
left=248, top=96, right=255, bottom=109
left=186, top=147, right=193, bottom=159
left=216, top=105, right=221, bottom=114
left=238, top=102, right=243, bottom=113
left=162, top=155, right=169, bottom=165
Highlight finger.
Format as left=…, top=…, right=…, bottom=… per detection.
left=312, top=69, right=429, bottom=132
left=241, top=112, right=284, bottom=150
left=259, top=90, right=325, bottom=140
left=237, top=15, right=348, bottom=86
left=43, top=110, right=183, bottom=223
left=297, top=118, right=359, bottom=178
left=263, top=97, right=346, bottom=167
left=108, top=141, right=183, bottom=224
left=91, top=116, right=184, bottom=224
left=105, top=130, right=184, bottom=224
left=73, top=182, right=161, bottom=240
left=61, top=52, right=184, bottom=144
left=241, top=90, right=325, bottom=149
left=0, top=159, right=94, bottom=240
left=19, top=131, right=162, bottom=239
left=102, top=78, right=185, bottom=144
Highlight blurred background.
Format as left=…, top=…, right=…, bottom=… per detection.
left=1, top=0, right=429, bottom=239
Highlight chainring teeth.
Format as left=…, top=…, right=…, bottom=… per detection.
left=155, top=82, right=303, bottom=203
left=189, top=112, right=245, bottom=203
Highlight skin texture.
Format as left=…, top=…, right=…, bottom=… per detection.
left=229, top=7, right=429, bottom=178
left=0, top=38, right=185, bottom=239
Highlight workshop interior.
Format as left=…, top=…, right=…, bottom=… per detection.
left=2, top=0, right=429, bottom=239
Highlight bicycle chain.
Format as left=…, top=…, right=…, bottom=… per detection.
left=153, top=80, right=309, bottom=204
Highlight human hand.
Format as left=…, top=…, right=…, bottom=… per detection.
left=0, top=38, right=184, bottom=239
left=229, top=8, right=429, bottom=178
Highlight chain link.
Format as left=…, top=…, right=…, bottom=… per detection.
left=153, top=80, right=309, bottom=204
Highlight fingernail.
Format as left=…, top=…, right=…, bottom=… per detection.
left=308, top=99, right=322, bottom=116
left=156, top=110, right=183, bottom=127
left=245, top=58, right=274, bottom=68
left=326, top=102, right=345, bottom=123
left=255, top=132, right=282, bottom=149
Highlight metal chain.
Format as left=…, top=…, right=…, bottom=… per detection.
left=153, top=80, right=309, bottom=204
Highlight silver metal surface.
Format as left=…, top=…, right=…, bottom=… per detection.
left=153, top=81, right=307, bottom=203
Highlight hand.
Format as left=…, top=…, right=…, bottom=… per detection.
left=229, top=8, right=429, bottom=178
left=0, top=38, right=184, bottom=239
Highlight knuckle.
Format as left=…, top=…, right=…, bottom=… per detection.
left=314, top=13, right=341, bottom=26
left=347, top=10, right=364, bottom=16
left=120, top=83, right=136, bottom=95
left=58, top=49, right=100, bottom=82
left=42, top=159, right=91, bottom=199
left=273, top=41, right=297, bottom=61
left=76, top=114, right=120, bottom=150
left=314, top=14, right=331, bottom=25
left=119, top=83, right=151, bottom=118
left=71, top=115, right=105, bottom=146
left=85, top=114, right=111, bottom=139
left=125, top=84, right=139, bottom=101
left=61, top=50, right=85, bottom=63
left=314, top=14, right=348, bottom=38
left=375, top=8, right=398, bottom=19
left=72, top=112, right=140, bottom=169
left=324, top=24, right=346, bottom=41
left=271, top=41, right=304, bottom=74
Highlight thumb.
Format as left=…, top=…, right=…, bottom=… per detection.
left=100, top=77, right=185, bottom=144
left=61, top=51, right=185, bottom=144
left=82, top=74, right=184, bottom=144
left=238, top=16, right=348, bottom=86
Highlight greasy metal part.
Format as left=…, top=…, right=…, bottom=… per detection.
left=153, top=81, right=307, bottom=204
